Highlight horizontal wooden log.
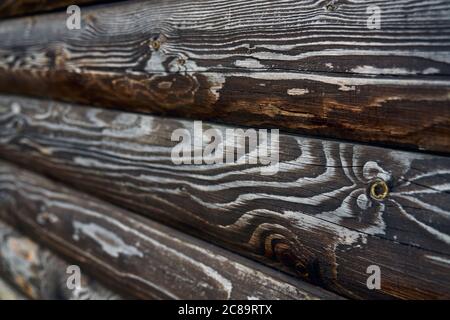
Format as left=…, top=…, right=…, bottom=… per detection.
left=0, top=221, right=121, bottom=300
left=0, top=0, right=449, bottom=152
left=0, top=277, right=26, bottom=300
left=0, top=1, right=109, bottom=19
left=0, top=95, right=449, bottom=299
left=0, top=162, right=338, bottom=300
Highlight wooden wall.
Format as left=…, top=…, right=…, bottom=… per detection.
left=0, top=0, right=449, bottom=300
left=0, top=161, right=340, bottom=300
left=0, top=1, right=110, bottom=18
left=0, top=221, right=121, bottom=299
left=0, top=95, right=448, bottom=299
left=0, top=0, right=448, bottom=152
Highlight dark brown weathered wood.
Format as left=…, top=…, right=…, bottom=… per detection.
left=0, top=162, right=337, bottom=300
left=0, top=221, right=121, bottom=300
left=0, top=0, right=449, bottom=152
left=0, top=0, right=109, bottom=19
left=0, top=95, right=449, bottom=299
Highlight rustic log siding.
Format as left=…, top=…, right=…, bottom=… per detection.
left=0, top=1, right=110, bottom=19
left=0, top=221, right=121, bottom=300
left=0, top=162, right=339, bottom=300
left=0, top=0, right=449, bottom=152
left=0, top=95, right=448, bottom=299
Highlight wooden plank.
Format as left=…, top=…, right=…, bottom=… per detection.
left=0, top=221, right=121, bottom=300
left=0, top=0, right=449, bottom=152
left=0, top=1, right=108, bottom=19
left=0, top=162, right=338, bottom=300
left=0, top=95, right=448, bottom=299
left=0, top=277, right=26, bottom=300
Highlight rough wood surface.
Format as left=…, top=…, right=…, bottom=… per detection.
left=0, top=277, right=26, bottom=300
left=0, top=162, right=337, bottom=300
left=0, top=221, right=121, bottom=300
left=0, top=95, right=449, bottom=299
left=0, top=0, right=449, bottom=152
left=0, top=1, right=108, bottom=19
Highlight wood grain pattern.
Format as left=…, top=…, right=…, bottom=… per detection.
left=0, top=0, right=109, bottom=19
left=0, top=162, right=339, bottom=300
left=0, top=0, right=449, bottom=152
left=0, top=221, right=121, bottom=300
left=0, top=95, right=449, bottom=299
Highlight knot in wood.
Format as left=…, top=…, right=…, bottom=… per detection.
left=325, top=0, right=338, bottom=11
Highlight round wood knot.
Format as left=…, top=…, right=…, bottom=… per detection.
left=325, top=1, right=338, bottom=11
left=369, top=179, right=389, bottom=201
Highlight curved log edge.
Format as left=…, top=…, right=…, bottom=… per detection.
left=0, top=162, right=339, bottom=300
left=0, top=95, right=448, bottom=299
left=0, top=1, right=111, bottom=19
left=0, top=0, right=449, bottom=152
left=0, top=221, right=121, bottom=300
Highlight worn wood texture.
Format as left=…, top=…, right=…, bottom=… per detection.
left=0, top=96, right=449, bottom=299
left=0, top=162, right=337, bottom=300
left=0, top=0, right=449, bottom=152
left=0, top=1, right=108, bottom=19
left=0, top=221, right=121, bottom=300
left=0, top=277, right=26, bottom=300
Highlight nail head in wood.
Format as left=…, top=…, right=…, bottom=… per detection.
left=370, top=179, right=389, bottom=201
